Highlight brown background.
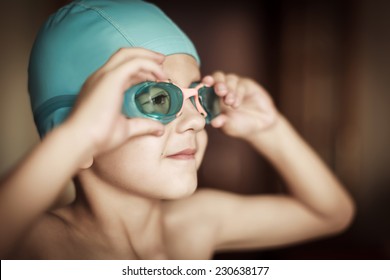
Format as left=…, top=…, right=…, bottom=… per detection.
left=0, top=0, right=389, bottom=259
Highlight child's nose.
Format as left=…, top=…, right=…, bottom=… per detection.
left=175, top=99, right=206, bottom=132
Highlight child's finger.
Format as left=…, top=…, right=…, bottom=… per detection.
left=212, top=71, right=227, bottom=83
left=225, top=74, right=239, bottom=93
left=201, top=75, right=214, bottom=86
left=127, top=70, right=162, bottom=85
left=232, top=83, right=246, bottom=108
left=220, top=74, right=238, bottom=106
left=211, top=72, right=229, bottom=97
left=87, top=57, right=166, bottom=94
left=210, top=114, right=228, bottom=128
left=112, top=57, right=167, bottom=89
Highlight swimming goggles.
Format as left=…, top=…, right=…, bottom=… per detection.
left=122, top=81, right=220, bottom=124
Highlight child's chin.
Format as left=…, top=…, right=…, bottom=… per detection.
left=162, top=182, right=198, bottom=200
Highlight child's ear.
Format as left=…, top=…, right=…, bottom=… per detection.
left=80, top=157, right=94, bottom=169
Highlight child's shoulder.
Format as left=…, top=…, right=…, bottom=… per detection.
left=161, top=188, right=242, bottom=258
left=9, top=213, right=70, bottom=259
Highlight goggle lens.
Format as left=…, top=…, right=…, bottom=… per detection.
left=198, top=86, right=221, bottom=123
left=136, top=87, right=171, bottom=115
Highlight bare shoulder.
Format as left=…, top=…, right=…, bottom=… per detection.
left=10, top=213, right=71, bottom=259
left=162, top=188, right=242, bottom=259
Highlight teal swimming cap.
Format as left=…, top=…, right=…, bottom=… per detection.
left=28, top=0, right=200, bottom=138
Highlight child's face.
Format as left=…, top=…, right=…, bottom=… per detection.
left=91, top=54, right=207, bottom=199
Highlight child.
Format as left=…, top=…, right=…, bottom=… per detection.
left=0, top=0, right=354, bottom=259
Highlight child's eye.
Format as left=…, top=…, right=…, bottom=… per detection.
left=152, top=92, right=169, bottom=105
left=137, top=90, right=171, bottom=115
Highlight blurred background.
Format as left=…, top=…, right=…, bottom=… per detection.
left=0, top=0, right=389, bottom=259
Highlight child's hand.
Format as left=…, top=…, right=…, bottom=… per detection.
left=66, top=48, right=167, bottom=157
left=202, top=72, right=279, bottom=140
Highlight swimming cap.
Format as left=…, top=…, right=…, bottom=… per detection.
left=28, top=0, right=200, bottom=138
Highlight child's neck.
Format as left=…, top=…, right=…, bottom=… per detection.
left=60, top=169, right=168, bottom=259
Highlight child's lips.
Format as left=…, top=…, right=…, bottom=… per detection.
left=166, top=148, right=196, bottom=160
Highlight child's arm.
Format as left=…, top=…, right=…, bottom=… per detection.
left=0, top=48, right=167, bottom=257
left=200, top=73, right=355, bottom=251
